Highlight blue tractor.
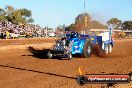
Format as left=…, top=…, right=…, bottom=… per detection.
left=47, top=28, right=114, bottom=59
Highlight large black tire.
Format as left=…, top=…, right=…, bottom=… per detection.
left=83, top=39, right=92, bottom=58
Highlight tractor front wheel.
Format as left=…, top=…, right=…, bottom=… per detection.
left=83, top=39, right=92, bottom=58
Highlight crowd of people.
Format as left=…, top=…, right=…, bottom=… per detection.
left=0, top=21, right=49, bottom=39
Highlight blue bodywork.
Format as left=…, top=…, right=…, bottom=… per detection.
left=51, top=29, right=114, bottom=58
left=69, top=36, right=103, bottom=55
left=66, top=33, right=114, bottom=55
left=68, top=37, right=85, bottom=54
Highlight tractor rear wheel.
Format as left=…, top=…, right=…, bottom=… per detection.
left=83, top=39, right=92, bottom=58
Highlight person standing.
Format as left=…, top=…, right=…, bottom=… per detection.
left=6, top=30, right=10, bottom=39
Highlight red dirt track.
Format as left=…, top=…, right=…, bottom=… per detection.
left=0, top=38, right=132, bottom=88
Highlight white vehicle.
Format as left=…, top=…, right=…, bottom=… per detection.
left=49, top=32, right=55, bottom=37
left=99, top=30, right=114, bottom=54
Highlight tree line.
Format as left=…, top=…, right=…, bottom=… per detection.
left=0, top=5, right=34, bottom=25
left=66, top=13, right=132, bottom=32
left=0, top=5, right=132, bottom=32
left=107, top=18, right=132, bottom=30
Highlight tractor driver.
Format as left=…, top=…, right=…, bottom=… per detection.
left=65, top=32, right=79, bottom=46
left=70, top=32, right=79, bottom=38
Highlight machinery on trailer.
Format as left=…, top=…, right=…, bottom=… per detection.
left=47, top=28, right=114, bottom=59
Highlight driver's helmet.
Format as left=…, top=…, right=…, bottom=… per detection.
left=70, top=32, right=79, bottom=38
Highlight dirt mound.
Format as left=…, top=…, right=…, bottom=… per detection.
left=92, top=44, right=109, bottom=58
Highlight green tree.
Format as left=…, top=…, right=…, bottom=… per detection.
left=107, top=18, right=122, bottom=29
left=10, top=10, right=24, bottom=24
left=27, top=18, right=34, bottom=23
left=5, top=5, right=14, bottom=17
left=0, top=8, right=6, bottom=15
left=0, top=8, right=7, bottom=21
left=0, top=5, right=34, bottom=24
left=20, top=8, right=32, bottom=18
left=121, top=21, right=132, bottom=30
